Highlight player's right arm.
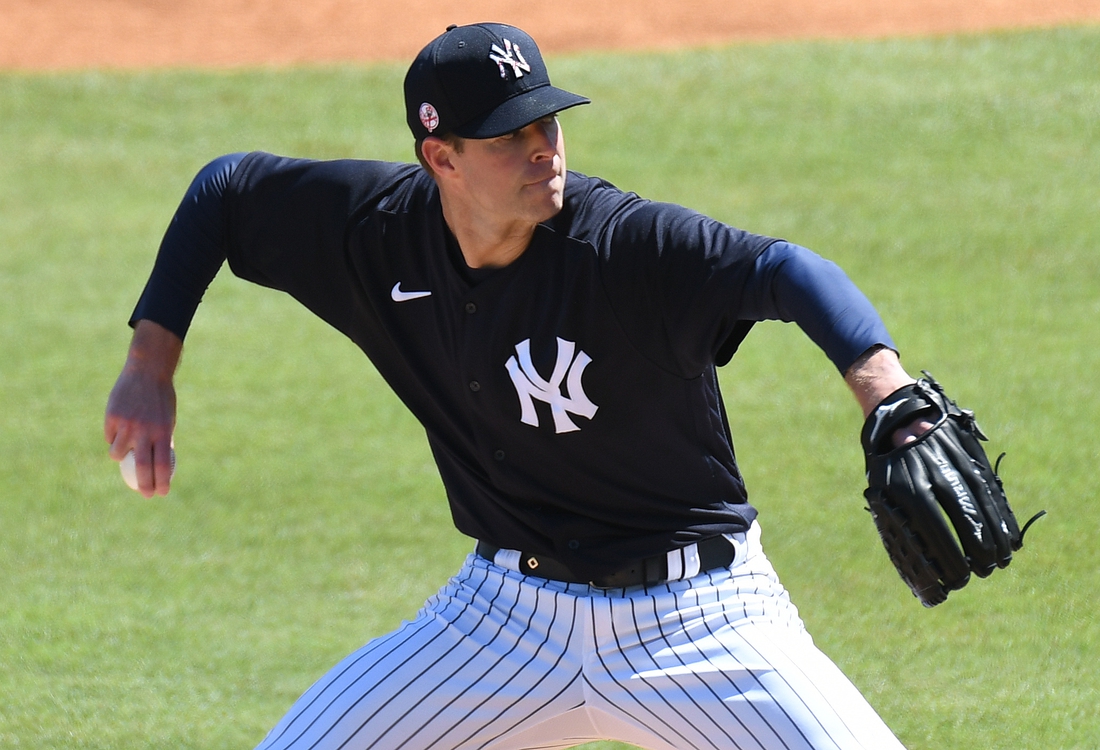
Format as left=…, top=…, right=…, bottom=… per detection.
left=104, top=151, right=416, bottom=495
left=103, top=153, right=243, bottom=497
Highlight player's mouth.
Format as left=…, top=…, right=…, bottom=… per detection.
left=525, top=171, right=563, bottom=190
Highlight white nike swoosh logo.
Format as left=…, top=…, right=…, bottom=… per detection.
left=391, top=282, right=432, bottom=302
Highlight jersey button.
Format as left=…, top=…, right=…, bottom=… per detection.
left=568, top=540, right=581, bottom=550
left=464, top=302, right=477, bottom=314
left=468, top=380, right=481, bottom=392
left=493, top=449, right=506, bottom=461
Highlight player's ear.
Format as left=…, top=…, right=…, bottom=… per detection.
left=420, top=136, right=458, bottom=177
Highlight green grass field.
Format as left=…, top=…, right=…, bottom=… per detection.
left=2, top=25, right=1097, bottom=749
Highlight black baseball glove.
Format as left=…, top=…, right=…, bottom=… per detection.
left=860, top=374, right=1044, bottom=607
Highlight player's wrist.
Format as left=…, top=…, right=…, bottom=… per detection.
left=844, top=345, right=915, bottom=418
left=125, top=319, right=183, bottom=382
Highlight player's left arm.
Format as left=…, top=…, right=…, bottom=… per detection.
left=747, top=241, right=1041, bottom=604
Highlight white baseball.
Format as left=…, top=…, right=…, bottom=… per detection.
left=119, top=448, right=176, bottom=492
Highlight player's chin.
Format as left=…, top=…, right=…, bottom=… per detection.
left=531, top=194, right=564, bottom=223
left=525, top=177, right=565, bottom=218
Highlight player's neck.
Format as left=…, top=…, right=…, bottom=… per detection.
left=439, top=198, right=536, bottom=270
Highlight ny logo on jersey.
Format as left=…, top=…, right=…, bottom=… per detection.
left=505, top=338, right=598, bottom=434
left=489, top=39, right=531, bottom=80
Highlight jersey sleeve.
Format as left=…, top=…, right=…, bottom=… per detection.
left=226, top=153, right=425, bottom=337
left=604, top=198, right=894, bottom=376
left=129, top=151, right=419, bottom=340
left=738, top=240, right=896, bottom=372
left=129, top=153, right=245, bottom=339
left=601, top=199, right=777, bottom=376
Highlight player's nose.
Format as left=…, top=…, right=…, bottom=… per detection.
left=529, top=118, right=560, bottom=160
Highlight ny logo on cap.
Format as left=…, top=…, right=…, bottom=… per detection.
left=489, top=38, right=531, bottom=80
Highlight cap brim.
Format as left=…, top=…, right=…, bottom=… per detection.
left=453, top=85, right=590, bottom=139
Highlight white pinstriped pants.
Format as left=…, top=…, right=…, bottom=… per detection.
left=254, top=523, right=905, bottom=750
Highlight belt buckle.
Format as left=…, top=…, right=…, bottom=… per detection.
left=587, top=567, right=631, bottom=590
left=589, top=556, right=663, bottom=589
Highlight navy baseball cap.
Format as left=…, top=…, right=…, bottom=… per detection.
left=404, top=23, right=590, bottom=140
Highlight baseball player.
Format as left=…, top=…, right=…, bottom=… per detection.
left=104, top=22, right=942, bottom=750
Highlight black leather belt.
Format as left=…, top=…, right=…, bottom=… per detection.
left=475, top=536, right=736, bottom=588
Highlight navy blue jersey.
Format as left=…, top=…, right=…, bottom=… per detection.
left=133, top=152, right=894, bottom=578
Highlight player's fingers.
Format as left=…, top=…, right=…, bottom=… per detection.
left=151, top=440, right=175, bottom=497
left=104, top=400, right=139, bottom=456
left=134, top=436, right=176, bottom=498
left=107, top=423, right=135, bottom=462
left=126, top=438, right=156, bottom=498
left=890, top=417, right=937, bottom=448
left=109, top=431, right=168, bottom=498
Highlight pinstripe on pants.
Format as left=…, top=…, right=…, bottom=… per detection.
left=254, top=523, right=905, bottom=750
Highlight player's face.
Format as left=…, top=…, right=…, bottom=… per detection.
left=454, top=116, right=567, bottom=225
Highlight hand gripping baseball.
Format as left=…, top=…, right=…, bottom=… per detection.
left=104, top=321, right=181, bottom=498
left=860, top=373, right=1045, bottom=607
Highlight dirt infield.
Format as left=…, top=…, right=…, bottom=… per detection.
left=3, top=0, right=1099, bottom=70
